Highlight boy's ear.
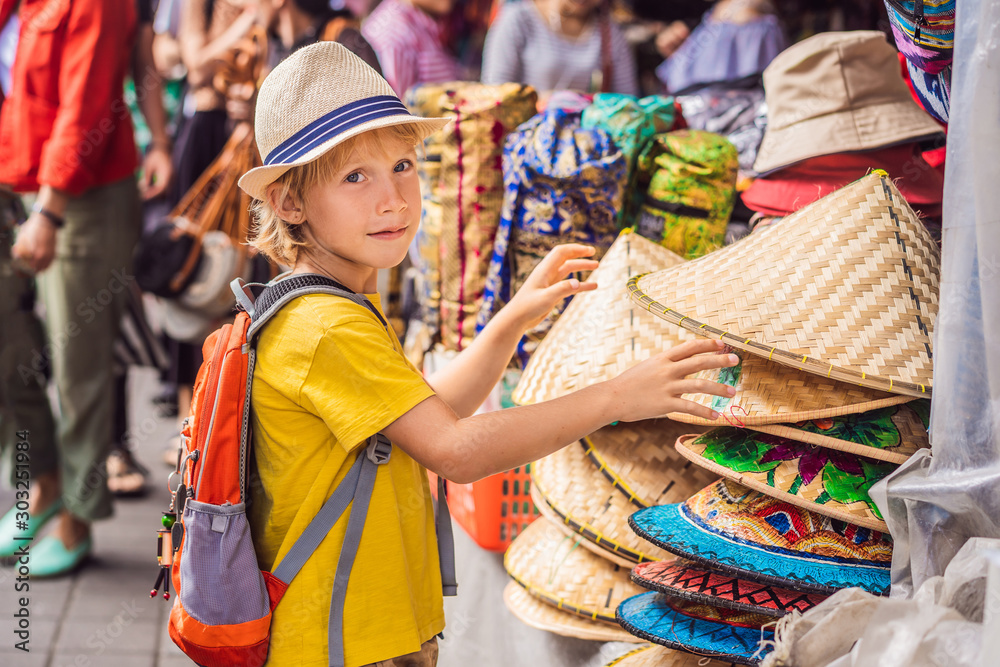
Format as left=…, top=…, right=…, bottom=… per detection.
left=265, top=182, right=305, bottom=225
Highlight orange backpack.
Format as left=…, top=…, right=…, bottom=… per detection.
left=152, top=275, right=457, bottom=667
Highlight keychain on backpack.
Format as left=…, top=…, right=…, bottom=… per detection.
left=151, top=460, right=188, bottom=601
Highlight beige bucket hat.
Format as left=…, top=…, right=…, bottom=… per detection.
left=513, top=229, right=690, bottom=406
left=630, top=173, right=939, bottom=398
left=753, top=31, right=942, bottom=175
left=238, top=41, right=450, bottom=200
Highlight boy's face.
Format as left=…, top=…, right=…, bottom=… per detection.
left=299, top=134, right=421, bottom=279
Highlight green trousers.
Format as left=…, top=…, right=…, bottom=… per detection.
left=34, top=177, right=140, bottom=521
left=0, top=218, right=58, bottom=488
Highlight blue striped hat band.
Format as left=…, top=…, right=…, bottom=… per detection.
left=264, top=95, right=412, bottom=167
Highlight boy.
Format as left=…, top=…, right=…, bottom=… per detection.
left=236, top=42, right=738, bottom=667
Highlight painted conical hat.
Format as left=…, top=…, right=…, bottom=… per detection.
left=504, top=516, right=645, bottom=627
left=532, top=437, right=673, bottom=566
left=747, top=399, right=930, bottom=465
left=616, top=592, right=774, bottom=665
left=669, top=349, right=912, bottom=427
left=630, top=559, right=828, bottom=619
left=604, top=644, right=738, bottom=667
left=513, top=229, right=690, bottom=406
left=502, top=581, right=641, bottom=643
left=675, top=430, right=894, bottom=531
left=629, top=172, right=939, bottom=398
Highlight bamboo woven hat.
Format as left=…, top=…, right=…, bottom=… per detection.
left=616, top=592, right=774, bottom=665
left=531, top=440, right=672, bottom=566
left=629, top=479, right=893, bottom=596
left=670, top=350, right=911, bottom=427
left=629, top=173, right=940, bottom=398
left=753, top=31, right=942, bottom=175
left=675, top=430, right=895, bottom=532
left=604, top=644, right=738, bottom=667
left=580, top=420, right=716, bottom=508
left=504, top=517, right=646, bottom=628
left=238, top=41, right=450, bottom=200
left=513, top=230, right=691, bottom=406
left=630, top=559, right=828, bottom=619
left=748, top=400, right=930, bottom=465
left=502, top=582, right=641, bottom=643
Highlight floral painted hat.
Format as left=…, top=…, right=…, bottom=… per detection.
left=675, top=429, right=896, bottom=531
left=617, top=592, right=773, bottom=665
left=630, top=559, right=828, bottom=619
left=628, top=479, right=893, bottom=595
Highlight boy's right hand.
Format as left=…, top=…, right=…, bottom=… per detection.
left=607, top=339, right=740, bottom=422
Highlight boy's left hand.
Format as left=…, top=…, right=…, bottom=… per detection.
left=506, top=244, right=599, bottom=332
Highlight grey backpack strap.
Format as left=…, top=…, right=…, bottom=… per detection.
left=437, top=476, right=458, bottom=596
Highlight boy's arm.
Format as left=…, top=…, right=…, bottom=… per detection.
left=385, top=338, right=739, bottom=484
left=425, top=245, right=599, bottom=417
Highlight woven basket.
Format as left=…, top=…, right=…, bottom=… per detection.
left=605, top=644, right=737, bottom=667
left=513, top=229, right=690, bottom=406
left=502, top=581, right=642, bottom=643
left=672, top=352, right=911, bottom=426
left=504, top=517, right=646, bottom=626
left=582, top=420, right=716, bottom=508
left=747, top=400, right=930, bottom=465
left=629, top=173, right=939, bottom=398
left=676, top=432, right=892, bottom=531
left=532, top=441, right=673, bottom=565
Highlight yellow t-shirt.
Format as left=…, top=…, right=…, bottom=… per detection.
left=248, top=292, right=443, bottom=667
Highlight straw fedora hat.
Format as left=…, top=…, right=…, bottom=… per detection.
left=513, top=229, right=691, bottom=406
left=675, top=431, right=895, bottom=531
left=502, top=581, right=641, bottom=643
left=629, top=173, right=939, bottom=398
left=753, top=31, right=942, bottom=175
left=628, top=479, right=893, bottom=596
left=531, top=440, right=672, bottom=567
left=238, top=41, right=450, bottom=200
left=605, top=644, right=738, bottom=667
left=504, top=517, right=646, bottom=627
left=616, top=592, right=773, bottom=665
left=630, top=559, right=828, bottom=619
left=580, top=420, right=716, bottom=509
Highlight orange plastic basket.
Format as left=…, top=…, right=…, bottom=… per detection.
left=429, top=465, right=540, bottom=552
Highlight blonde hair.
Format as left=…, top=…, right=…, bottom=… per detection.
left=249, top=123, right=424, bottom=266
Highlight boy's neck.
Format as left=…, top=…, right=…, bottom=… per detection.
left=292, top=258, right=378, bottom=294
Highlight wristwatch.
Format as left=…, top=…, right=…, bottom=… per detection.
left=31, top=202, right=65, bottom=228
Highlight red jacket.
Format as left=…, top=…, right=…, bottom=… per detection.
left=0, top=0, right=138, bottom=196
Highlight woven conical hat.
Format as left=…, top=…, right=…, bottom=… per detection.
left=502, top=581, right=642, bottom=643
left=675, top=432, right=893, bottom=531
left=532, top=438, right=673, bottom=566
left=670, top=350, right=912, bottom=427
left=581, top=420, right=717, bottom=508
left=605, top=644, right=737, bottom=667
left=504, top=517, right=646, bottom=626
left=629, top=172, right=939, bottom=398
left=513, top=230, right=690, bottom=406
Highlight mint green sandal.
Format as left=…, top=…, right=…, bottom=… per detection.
left=28, top=535, right=92, bottom=578
left=0, top=499, right=63, bottom=559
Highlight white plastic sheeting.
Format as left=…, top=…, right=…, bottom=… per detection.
left=871, top=0, right=1000, bottom=598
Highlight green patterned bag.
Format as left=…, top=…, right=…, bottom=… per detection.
left=635, top=129, right=738, bottom=259
left=581, top=94, right=677, bottom=226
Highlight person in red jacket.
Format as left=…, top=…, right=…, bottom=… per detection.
left=0, top=0, right=142, bottom=576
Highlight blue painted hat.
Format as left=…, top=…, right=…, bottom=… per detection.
left=616, top=591, right=773, bottom=665
left=629, top=480, right=892, bottom=595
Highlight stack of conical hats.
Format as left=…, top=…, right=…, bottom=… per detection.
left=502, top=232, right=730, bottom=666
left=614, top=172, right=938, bottom=664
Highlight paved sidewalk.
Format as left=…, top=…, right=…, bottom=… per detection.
left=0, top=368, right=634, bottom=666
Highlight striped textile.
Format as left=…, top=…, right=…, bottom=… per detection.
left=481, top=2, right=638, bottom=96
left=361, top=0, right=461, bottom=97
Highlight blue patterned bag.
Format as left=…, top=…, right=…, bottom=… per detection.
left=478, top=108, right=626, bottom=366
